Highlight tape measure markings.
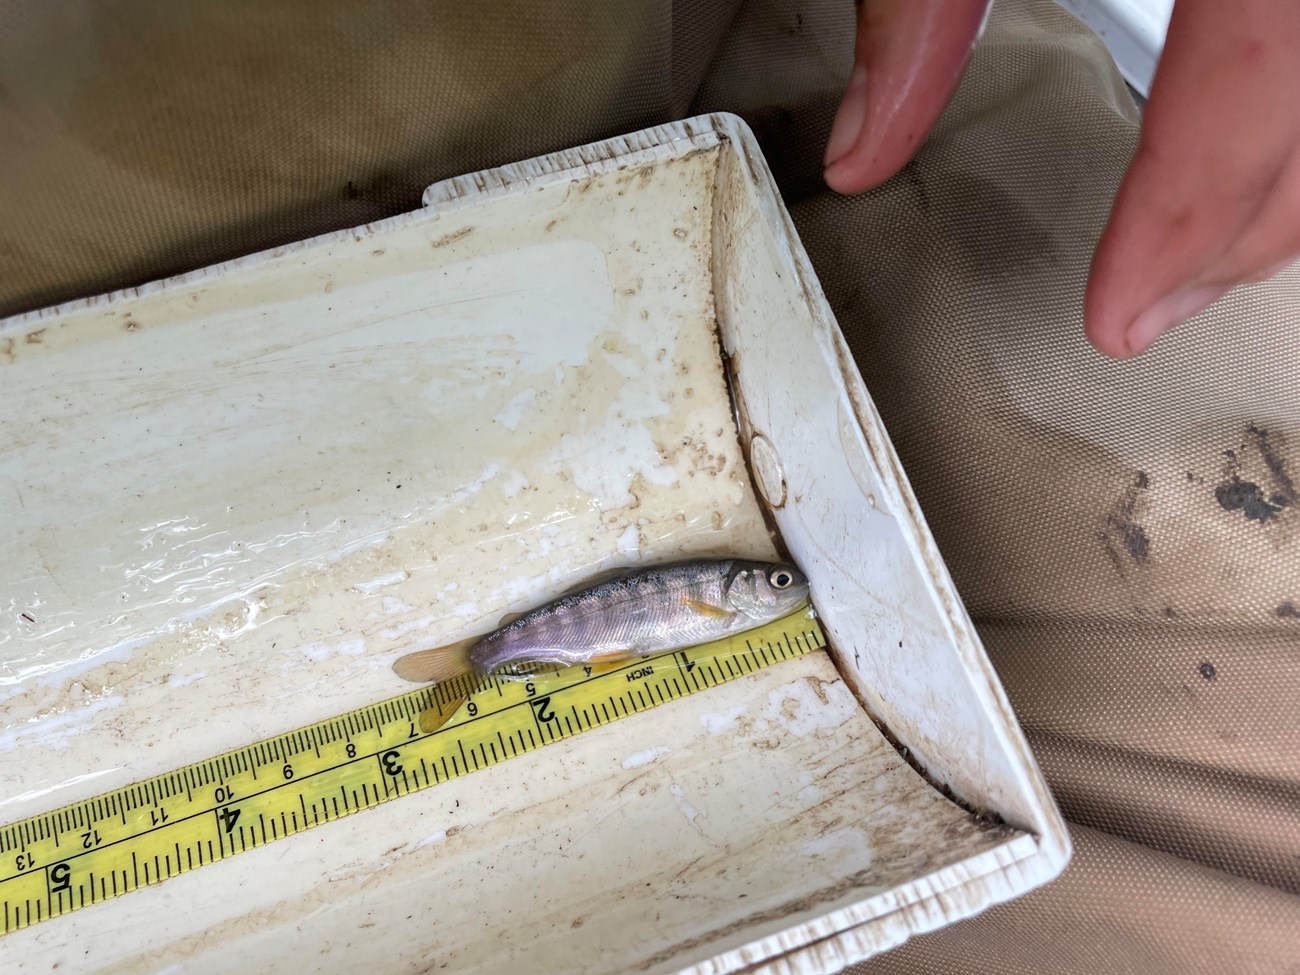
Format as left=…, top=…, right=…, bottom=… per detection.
left=1, top=609, right=824, bottom=935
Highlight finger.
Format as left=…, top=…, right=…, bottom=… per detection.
left=1204, top=149, right=1300, bottom=284
left=1085, top=0, right=1300, bottom=358
left=823, top=0, right=991, bottom=195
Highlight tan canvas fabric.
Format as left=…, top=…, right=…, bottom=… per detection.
left=2, top=0, right=1297, bottom=971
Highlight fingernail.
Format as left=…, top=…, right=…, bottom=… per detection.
left=824, top=64, right=869, bottom=168
left=1125, top=284, right=1229, bottom=355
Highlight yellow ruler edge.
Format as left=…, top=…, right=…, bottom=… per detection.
left=0, top=607, right=824, bottom=936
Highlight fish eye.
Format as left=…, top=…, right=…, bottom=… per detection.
left=769, top=568, right=794, bottom=589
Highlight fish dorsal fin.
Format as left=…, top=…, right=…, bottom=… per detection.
left=497, top=610, right=526, bottom=628
left=392, top=635, right=477, bottom=684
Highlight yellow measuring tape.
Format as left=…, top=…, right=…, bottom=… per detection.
left=0, top=607, right=824, bottom=936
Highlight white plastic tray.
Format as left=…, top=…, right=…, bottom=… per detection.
left=1, top=114, right=1067, bottom=974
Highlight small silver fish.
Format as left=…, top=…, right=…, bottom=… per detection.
left=392, top=559, right=809, bottom=686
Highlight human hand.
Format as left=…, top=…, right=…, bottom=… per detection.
left=823, top=0, right=1300, bottom=359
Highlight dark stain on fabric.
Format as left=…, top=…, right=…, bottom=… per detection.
left=1103, top=471, right=1152, bottom=570
left=1215, top=426, right=1297, bottom=524
left=1199, top=662, right=1217, bottom=681
left=1277, top=601, right=1299, bottom=619
left=1122, top=523, right=1150, bottom=560
left=1252, top=424, right=1297, bottom=496
left=1215, top=480, right=1286, bottom=522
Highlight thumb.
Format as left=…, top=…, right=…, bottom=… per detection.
left=824, top=0, right=991, bottom=195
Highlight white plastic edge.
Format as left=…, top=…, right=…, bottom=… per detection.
left=1056, top=0, right=1173, bottom=95
left=686, top=833, right=1044, bottom=975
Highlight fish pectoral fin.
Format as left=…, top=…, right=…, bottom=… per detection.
left=392, top=636, right=477, bottom=684
left=683, top=598, right=737, bottom=621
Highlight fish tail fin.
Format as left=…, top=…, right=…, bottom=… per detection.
left=392, top=636, right=477, bottom=684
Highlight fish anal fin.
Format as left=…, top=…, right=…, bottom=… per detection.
left=419, top=675, right=492, bottom=733
left=585, top=649, right=637, bottom=675
left=589, top=648, right=635, bottom=664
left=418, top=692, right=470, bottom=734
left=683, top=598, right=736, bottom=621
left=392, top=636, right=477, bottom=684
